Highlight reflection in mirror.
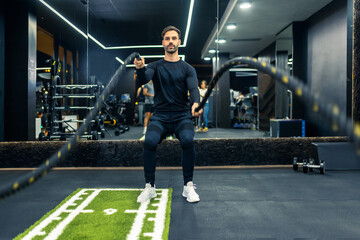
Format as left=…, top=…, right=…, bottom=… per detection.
left=36, top=0, right=90, bottom=141
left=275, top=24, right=293, bottom=119
left=202, top=0, right=263, bottom=138
left=87, top=0, right=217, bottom=140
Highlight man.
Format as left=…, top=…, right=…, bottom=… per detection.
left=134, top=26, right=202, bottom=203
left=142, top=80, right=154, bottom=135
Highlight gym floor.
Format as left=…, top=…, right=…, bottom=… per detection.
left=1, top=168, right=360, bottom=239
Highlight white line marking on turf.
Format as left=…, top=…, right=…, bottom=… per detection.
left=125, top=210, right=157, bottom=214
left=125, top=200, right=151, bottom=240
left=143, top=232, right=155, bottom=237
left=104, top=209, right=117, bottom=215
left=126, top=189, right=169, bottom=240
left=144, top=189, right=168, bottom=240
left=21, top=188, right=170, bottom=240
left=80, top=210, right=94, bottom=213
left=43, top=190, right=101, bottom=240
left=21, top=189, right=100, bottom=240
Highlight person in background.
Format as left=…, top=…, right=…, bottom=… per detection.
left=143, top=80, right=154, bottom=135
left=196, top=80, right=209, bottom=133
left=136, top=84, right=145, bottom=126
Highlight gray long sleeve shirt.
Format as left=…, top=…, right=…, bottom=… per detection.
left=136, top=59, right=200, bottom=112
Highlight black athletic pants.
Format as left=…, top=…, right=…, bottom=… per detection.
left=142, top=111, right=195, bottom=186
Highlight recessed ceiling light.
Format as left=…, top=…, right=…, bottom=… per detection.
left=227, top=24, right=237, bottom=30
left=215, top=39, right=226, bottom=44
left=239, top=0, right=252, bottom=9
left=209, top=49, right=219, bottom=53
left=204, top=57, right=211, bottom=61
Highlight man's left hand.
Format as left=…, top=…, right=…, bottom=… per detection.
left=191, top=103, right=203, bottom=117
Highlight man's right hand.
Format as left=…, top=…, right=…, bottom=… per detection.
left=134, top=57, right=145, bottom=69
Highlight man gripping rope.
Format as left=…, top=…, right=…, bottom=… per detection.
left=134, top=26, right=202, bottom=203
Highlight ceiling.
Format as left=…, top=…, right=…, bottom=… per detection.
left=37, top=0, right=228, bottom=65
left=202, top=0, right=335, bottom=59
left=37, top=0, right=336, bottom=66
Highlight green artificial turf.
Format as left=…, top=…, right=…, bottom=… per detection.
left=14, top=188, right=172, bottom=240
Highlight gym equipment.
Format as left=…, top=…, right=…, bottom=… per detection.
left=100, top=94, right=130, bottom=136
left=0, top=52, right=140, bottom=199
left=293, top=157, right=325, bottom=174
left=305, top=158, right=326, bottom=174
left=292, top=157, right=307, bottom=171
left=36, top=59, right=105, bottom=141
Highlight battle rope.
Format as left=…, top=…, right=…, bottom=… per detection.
left=1, top=55, right=359, bottom=199
left=0, top=52, right=140, bottom=199
left=195, top=57, right=359, bottom=148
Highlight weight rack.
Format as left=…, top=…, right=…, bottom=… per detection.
left=38, top=60, right=105, bottom=141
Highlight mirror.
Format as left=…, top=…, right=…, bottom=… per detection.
left=36, top=0, right=89, bottom=140
left=275, top=24, right=293, bottom=120
left=88, top=0, right=217, bottom=140
left=35, top=1, right=333, bottom=141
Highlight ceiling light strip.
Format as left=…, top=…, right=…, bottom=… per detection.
left=115, top=57, right=124, bottom=64
left=38, top=0, right=88, bottom=39
left=88, top=34, right=106, bottom=49
left=40, top=0, right=193, bottom=53
left=104, top=0, right=194, bottom=49
left=182, top=0, right=195, bottom=47
left=106, top=45, right=163, bottom=50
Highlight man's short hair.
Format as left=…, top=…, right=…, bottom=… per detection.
left=161, top=26, right=181, bottom=39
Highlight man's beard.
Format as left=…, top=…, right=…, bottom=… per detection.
left=165, top=44, right=178, bottom=54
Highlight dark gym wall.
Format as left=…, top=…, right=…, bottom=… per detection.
left=4, top=1, right=37, bottom=141
left=88, top=41, right=119, bottom=86
left=306, top=0, right=348, bottom=136
left=275, top=51, right=289, bottom=119
left=212, top=53, right=231, bottom=128
left=353, top=0, right=360, bottom=122
left=89, top=42, right=137, bottom=104
left=0, top=9, right=4, bottom=141
left=292, top=22, right=307, bottom=120
left=347, top=0, right=353, bottom=118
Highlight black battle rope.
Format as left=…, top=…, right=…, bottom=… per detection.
left=1, top=55, right=359, bottom=199
left=0, top=52, right=141, bottom=199
left=195, top=57, right=360, bottom=149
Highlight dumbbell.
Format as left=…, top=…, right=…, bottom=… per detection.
left=304, top=158, right=325, bottom=174
left=292, top=157, right=307, bottom=171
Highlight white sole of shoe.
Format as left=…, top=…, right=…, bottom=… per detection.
left=182, top=192, right=200, bottom=203
left=137, top=192, right=157, bottom=203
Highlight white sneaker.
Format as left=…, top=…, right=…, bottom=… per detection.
left=137, top=183, right=157, bottom=203
left=143, top=127, right=147, bottom=135
left=182, top=181, right=200, bottom=203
